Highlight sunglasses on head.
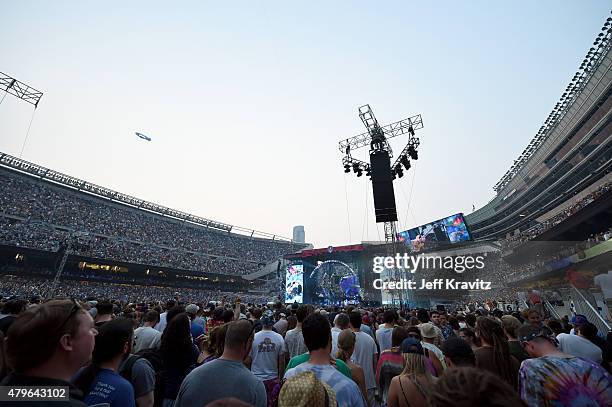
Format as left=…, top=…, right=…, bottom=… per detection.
left=407, top=333, right=421, bottom=338
left=54, top=298, right=82, bottom=336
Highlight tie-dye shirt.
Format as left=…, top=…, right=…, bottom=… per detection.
left=519, top=355, right=612, bottom=407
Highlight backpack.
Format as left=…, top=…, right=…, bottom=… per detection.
left=121, top=348, right=165, bottom=407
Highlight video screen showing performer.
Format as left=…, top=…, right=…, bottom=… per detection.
left=285, top=263, right=304, bottom=303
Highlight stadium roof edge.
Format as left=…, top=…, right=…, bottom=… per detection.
left=0, top=151, right=295, bottom=243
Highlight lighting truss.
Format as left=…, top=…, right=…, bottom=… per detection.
left=0, top=72, right=43, bottom=107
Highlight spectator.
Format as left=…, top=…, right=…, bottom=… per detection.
left=376, top=326, right=409, bottom=406
left=133, top=311, right=162, bottom=352
left=418, top=323, right=446, bottom=371
left=375, top=310, right=397, bottom=353
left=159, top=312, right=198, bottom=405
left=186, top=304, right=204, bottom=342
left=579, top=323, right=612, bottom=373
left=518, top=325, right=612, bottom=407
left=500, top=315, right=530, bottom=362
left=273, top=312, right=288, bottom=337
left=285, top=305, right=310, bottom=359
left=527, top=309, right=542, bottom=328
left=336, top=329, right=368, bottom=402
left=74, top=318, right=136, bottom=407
left=474, top=317, right=519, bottom=389
left=249, top=310, right=286, bottom=407
left=0, top=298, right=27, bottom=335
left=94, top=301, right=115, bottom=327
left=283, top=313, right=366, bottom=407
left=2, top=299, right=97, bottom=407
left=387, top=338, right=436, bottom=407
left=458, top=327, right=478, bottom=351
left=174, top=320, right=266, bottom=407
left=286, top=315, right=297, bottom=333
left=332, top=313, right=350, bottom=358
left=278, top=371, right=336, bottom=407
left=556, top=324, right=603, bottom=363
left=349, top=311, right=378, bottom=406
left=429, top=367, right=527, bottom=407
left=440, top=338, right=475, bottom=368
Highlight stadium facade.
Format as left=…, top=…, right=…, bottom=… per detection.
left=465, top=31, right=611, bottom=240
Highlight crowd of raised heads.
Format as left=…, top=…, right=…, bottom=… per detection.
left=0, top=170, right=306, bottom=276
left=1, top=296, right=611, bottom=407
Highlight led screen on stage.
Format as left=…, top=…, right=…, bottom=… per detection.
left=285, top=264, right=304, bottom=303
left=397, top=213, right=471, bottom=252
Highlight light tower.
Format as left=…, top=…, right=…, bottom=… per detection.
left=339, top=105, right=423, bottom=307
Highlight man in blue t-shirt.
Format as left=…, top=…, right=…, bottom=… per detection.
left=75, top=318, right=136, bottom=407
left=186, top=304, right=204, bottom=342
left=84, top=368, right=135, bottom=407
left=284, top=313, right=366, bottom=407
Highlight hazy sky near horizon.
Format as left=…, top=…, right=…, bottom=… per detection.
left=1, top=1, right=610, bottom=247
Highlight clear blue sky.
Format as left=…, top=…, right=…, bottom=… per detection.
left=1, top=1, right=610, bottom=247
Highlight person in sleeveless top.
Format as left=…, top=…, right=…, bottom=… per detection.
left=387, top=338, right=437, bottom=407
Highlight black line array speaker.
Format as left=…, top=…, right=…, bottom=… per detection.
left=370, top=151, right=398, bottom=223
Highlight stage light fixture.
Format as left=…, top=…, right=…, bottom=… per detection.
left=344, top=164, right=351, bottom=173
left=408, top=146, right=418, bottom=160
left=365, top=167, right=371, bottom=177
left=356, top=169, right=363, bottom=177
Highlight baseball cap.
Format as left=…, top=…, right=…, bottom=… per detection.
left=400, top=338, right=424, bottom=355
left=570, top=314, right=588, bottom=326
left=261, top=310, right=275, bottom=326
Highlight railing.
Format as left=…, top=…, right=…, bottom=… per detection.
left=544, top=300, right=561, bottom=320
left=570, top=285, right=611, bottom=333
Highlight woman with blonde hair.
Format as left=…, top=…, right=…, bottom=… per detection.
left=387, top=338, right=437, bottom=407
left=336, top=328, right=368, bottom=402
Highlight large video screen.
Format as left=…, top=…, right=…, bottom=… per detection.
left=397, top=213, right=471, bottom=252
left=285, top=263, right=304, bottom=303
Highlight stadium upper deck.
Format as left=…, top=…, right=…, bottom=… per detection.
left=466, top=22, right=612, bottom=240
left=0, top=153, right=308, bottom=276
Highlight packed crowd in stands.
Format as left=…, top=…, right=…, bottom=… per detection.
left=0, top=170, right=307, bottom=275
left=504, top=181, right=612, bottom=249
left=0, top=290, right=610, bottom=407
left=0, top=276, right=271, bottom=305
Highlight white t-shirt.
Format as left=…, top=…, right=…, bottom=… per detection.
left=556, top=333, right=602, bottom=363
left=350, top=330, right=378, bottom=390
left=133, top=326, right=162, bottom=352
left=594, top=272, right=612, bottom=299
left=376, top=325, right=394, bottom=352
left=154, top=312, right=167, bottom=332
left=331, top=327, right=342, bottom=358
left=250, top=330, right=286, bottom=380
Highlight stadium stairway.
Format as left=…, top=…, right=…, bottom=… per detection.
left=569, top=285, right=611, bottom=334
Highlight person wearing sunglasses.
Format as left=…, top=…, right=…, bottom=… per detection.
left=517, top=325, right=612, bottom=407
left=1, top=299, right=98, bottom=406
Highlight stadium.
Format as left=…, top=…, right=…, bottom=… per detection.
left=0, top=5, right=611, bottom=407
